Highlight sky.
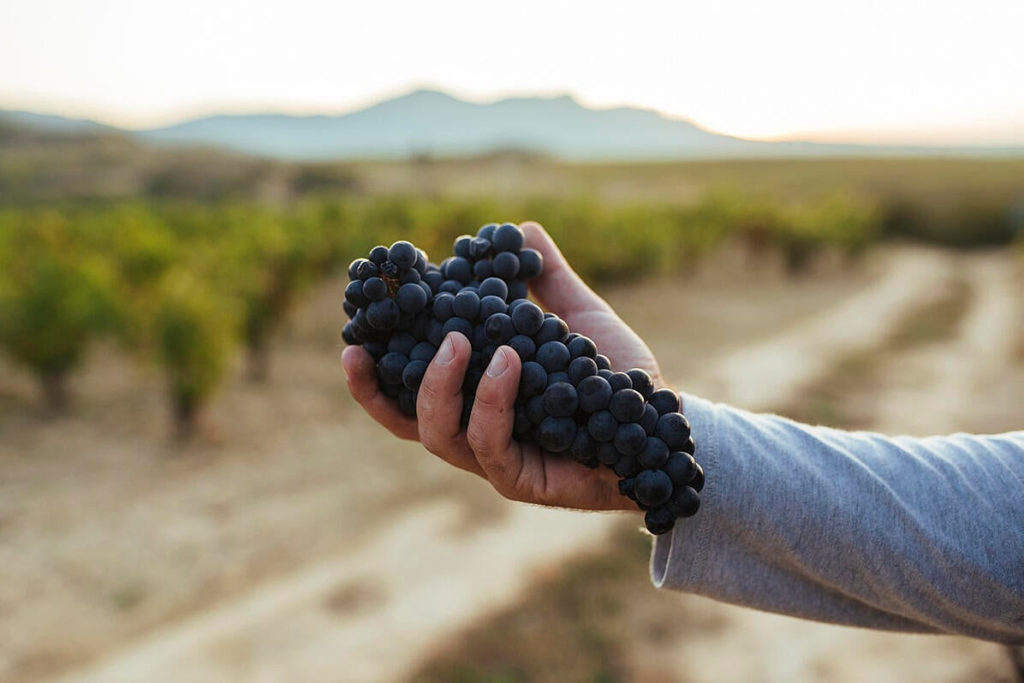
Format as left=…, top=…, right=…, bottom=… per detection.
left=2, top=0, right=1023, bottom=144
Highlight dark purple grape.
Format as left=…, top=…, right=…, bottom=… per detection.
left=479, top=295, right=507, bottom=320
left=397, top=282, right=428, bottom=313
left=508, top=280, right=529, bottom=301
left=518, top=248, right=543, bottom=279
left=656, top=412, right=691, bottom=450
left=536, top=341, right=570, bottom=373
left=567, top=336, right=597, bottom=359
left=470, top=237, right=492, bottom=260
left=453, top=290, right=481, bottom=320
left=432, top=292, right=455, bottom=321
left=626, top=369, right=655, bottom=400
left=400, top=269, right=421, bottom=285
left=567, top=356, right=598, bottom=385
left=666, top=486, right=700, bottom=518
left=484, top=313, right=514, bottom=344
left=477, top=223, right=498, bottom=241
left=492, top=223, right=524, bottom=252
left=363, top=341, right=387, bottom=360
left=639, top=403, right=659, bottom=435
left=423, top=271, right=444, bottom=292
left=473, top=259, right=494, bottom=280
left=402, top=360, right=428, bottom=390
left=519, top=361, right=548, bottom=398
left=644, top=507, right=676, bottom=535
left=543, top=382, right=578, bottom=417
left=597, top=441, right=620, bottom=465
left=534, top=316, right=570, bottom=345
left=478, top=277, right=509, bottom=301
left=387, top=332, right=417, bottom=356
left=440, top=279, right=461, bottom=294
left=342, top=300, right=357, bottom=319
left=638, top=437, right=670, bottom=469
left=649, top=389, right=681, bottom=415
left=507, top=334, right=536, bottom=361
left=409, top=341, right=436, bottom=363
left=493, top=251, right=520, bottom=280
left=538, top=416, right=575, bottom=453
left=635, top=469, right=673, bottom=507
left=664, top=452, right=697, bottom=485
left=445, top=257, right=473, bottom=284
left=345, top=279, right=368, bottom=307
left=613, top=422, right=647, bottom=457
left=607, top=372, right=632, bottom=392
left=368, top=245, right=389, bottom=265
left=546, top=371, right=570, bottom=388
left=577, top=375, right=612, bottom=413
left=366, top=298, right=400, bottom=330
left=442, top=317, right=473, bottom=339
left=587, top=410, right=618, bottom=442
left=378, top=352, right=408, bottom=385
left=388, top=241, right=417, bottom=270
left=609, top=388, right=645, bottom=423
left=690, top=464, right=704, bottom=492
left=613, top=453, right=640, bottom=478
left=342, top=322, right=359, bottom=345
left=511, top=301, right=544, bottom=336
left=595, top=354, right=611, bottom=371
left=526, top=395, right=547, bottom=424
left=454, top=235, right=472, bottom=259
left=348, top=259, right=368, bottom=280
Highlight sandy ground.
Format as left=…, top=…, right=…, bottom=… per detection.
left=1, top=245, right=1021, bottom=682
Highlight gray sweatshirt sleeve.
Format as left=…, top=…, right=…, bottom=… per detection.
left=651, top=393, right=1024, bottom=644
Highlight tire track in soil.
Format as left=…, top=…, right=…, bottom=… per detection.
left=59, top=247, right=959, bottom=683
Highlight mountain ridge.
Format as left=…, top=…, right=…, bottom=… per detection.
left=3, top=90, right=1023, bottom=160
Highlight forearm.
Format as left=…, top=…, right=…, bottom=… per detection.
left=652, top=394, right=1024, bottom=643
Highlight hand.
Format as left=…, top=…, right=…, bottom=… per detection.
left=342, top=221, right=665, bottom=512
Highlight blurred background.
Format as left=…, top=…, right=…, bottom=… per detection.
left=2, top=1, right=1023, bottom=681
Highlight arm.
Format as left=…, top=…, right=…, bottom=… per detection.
left=656, top=394, right=1024, bottom=643
left=343, top=221, right=1024, bottom=643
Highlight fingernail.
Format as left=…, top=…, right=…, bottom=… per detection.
left=435, top=334, right=456, bottom=366
left=486, top=347, right=509, bottom=377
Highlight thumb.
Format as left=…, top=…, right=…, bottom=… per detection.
left=520, top=221, right=613, bottom=319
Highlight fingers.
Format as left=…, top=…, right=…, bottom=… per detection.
left=416, top=333, right=486, bottom=476
left=467, top=346, right=527, bottom=498
left=520, top=221, right=613, bottom=318
left=342, top=345, right=419, bottom=440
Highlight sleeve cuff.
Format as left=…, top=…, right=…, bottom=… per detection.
left=650, top=392, right=721, bottom=590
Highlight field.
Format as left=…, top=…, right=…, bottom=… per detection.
left=1, top=132, right=1024, bottom=681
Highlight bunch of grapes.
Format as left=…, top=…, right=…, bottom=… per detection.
left=342, top=223, right=703, bottom=535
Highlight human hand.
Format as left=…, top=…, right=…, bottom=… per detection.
left=342, top=221, right=665, bottom=512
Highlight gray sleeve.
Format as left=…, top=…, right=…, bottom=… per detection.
left=651, top=394, right=1024, bottom=644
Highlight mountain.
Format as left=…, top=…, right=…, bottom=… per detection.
left=0, top=110, right=116, bottom=134
left=5, top=91, right=1022, bottom=160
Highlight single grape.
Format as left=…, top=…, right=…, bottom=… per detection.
left=607, top=372, right=633, bottom=392
left=366, top=298, right=400, bottom=330
left=397, top=282, right=428, bottom=313
left=432, top=292, right=455, bottom=321
left=609, top=388, right=645, bottom=423
left=538, top=416, right=576, bottom=453
left=626, top=369, right=655, bottom=400
left=536, top=341, right=571, bottom=373
left=656, top=412, right=692, bottom=450
left=387, top=332, right=417, bottom=356
left=400, top=269, right=421, bottom=285
left=454, top=235, right=472, bottom=259
left=493, top=251, right=520, bottom=280
left=526, top=395, right=547, bottom=424
left=368, top=245, right=389, bottom=265
left=445, top=257, right=473, bottom=284
left=508, top=280, right=529, bottom=301
left=477, top=223, right=498, bottom=241
left=440, top=279, right=461, bottom=294
left=402, top=359, right=428, bottom=390
left=635, top=469, right=673, bottom=507
left=519, top=361, right=548, bottom=398
left=388, top=241, right=417, bottom=270
left=666, top=486, right=701, bottom=518
left=378, top=352, right=409, bottom=385
left=644, top=507, right=676, bottom=535
left=543, top=382, right=579, bottom=417
left=508, top=334, right=536, bottom=361
left=348, top=258, right=368, bottom=280
left=484, top=313, right=515, bottom=344
left=534, top=316, right=570, bottom=345
left=613, top=453, right=640, bottom=478
left=478, top=277, right=509, bottom=300
left=546, top=371, right=570, bottom=388
left=567, top=335, right=598, bottom=359
left=613, top=422, right=647, bottom=457
left=473, top=259, right=494, bottom=280
left=409, top=341, right=436, bottom=363
left=453, top=289, right=481, bottom=320
left=595, top=354, right=612, bottom=371
left=492, top=223, right=525, bottom=252
left=470, top=237, right=491, bottom=260
left=587, top=410, right=618, bottom=442
left=479, top=295, right=507, bottom=320
left=577, top=375, right=612, bottom=413
left=517, top=248, right=543, bottom=279
left=442, top=317, right=473, bottom=339
left=345, top=279, right=368, bottom=308
left=511, top=301, right=544, bottom=336
left=649, top=388, right=681, bottom=415
left=638, top=437, right=670, bottom=469
left=567, top=356, right=598, bottom=385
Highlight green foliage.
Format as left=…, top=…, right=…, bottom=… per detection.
left=0, top=211, right=120, bottom=412
left=153, top=269, right=237, bottom=438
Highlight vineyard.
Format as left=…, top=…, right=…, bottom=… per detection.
left=1, top=174, right=1022, bottom=439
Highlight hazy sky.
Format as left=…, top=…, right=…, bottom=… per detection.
left=2, top=0, right=1023, bottom=143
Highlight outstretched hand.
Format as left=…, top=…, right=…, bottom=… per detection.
left=342, top=221, right=664, bottom=512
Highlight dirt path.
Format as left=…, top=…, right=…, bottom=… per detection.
left=58, top=247, right=964, bottom=683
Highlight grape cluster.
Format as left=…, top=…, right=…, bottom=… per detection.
left=342, top=223, right=703, bottom=535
